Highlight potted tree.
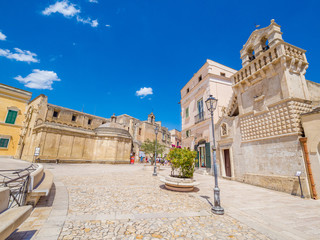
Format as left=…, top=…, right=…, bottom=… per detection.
left=161, top=148, right=199, bottom=192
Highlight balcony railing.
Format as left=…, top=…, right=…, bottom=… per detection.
left=195, top=111, right=205, bottom=124
left=0, top=164, right=37, bottom=208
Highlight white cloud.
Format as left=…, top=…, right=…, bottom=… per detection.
left=76, top=16, right=98, bottom=27
left=42, top=0, right=98, bottom=27
left=88, top=0, right=98, bottom=3
left=0, top=31, right=6, bottom=41
left=0, top=48, right=39, bottom=63
left=14, top=69, right=60, bottom=90
left=105, top=24, right=111, bottom=27
left=42, top=0, right=80, bottom=17
left=136, top=87, right=153, bottom=98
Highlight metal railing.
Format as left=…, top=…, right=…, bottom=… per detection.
left=0, top=164, right=37, bottom=208
left=195, top=111, right=205, bottom=124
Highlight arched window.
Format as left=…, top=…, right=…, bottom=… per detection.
left=248, top=48, right=255, bottom=61
left=261, top=37, right=269, bottom=51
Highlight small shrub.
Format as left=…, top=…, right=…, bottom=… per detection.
left=167, top=148, right=197, bottom=178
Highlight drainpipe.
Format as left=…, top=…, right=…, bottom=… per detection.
left=299, top=137, right=318, bottom=200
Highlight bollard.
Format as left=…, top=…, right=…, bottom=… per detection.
left=295, top=171, right=304, bottom=198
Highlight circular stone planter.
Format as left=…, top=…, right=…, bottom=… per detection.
left=160, top=175, right=199, bottom=192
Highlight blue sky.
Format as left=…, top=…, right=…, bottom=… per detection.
left=0, top=0, right=319, bottom=131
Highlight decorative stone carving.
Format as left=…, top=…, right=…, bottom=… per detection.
left=221, top=123, right=228, bottom=137
left=240, top=100, right=312, bottom=141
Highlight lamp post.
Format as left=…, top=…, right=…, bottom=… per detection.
left=205, top=95, right=224, bottom=215
left=153, top=124, right=159, bottom=176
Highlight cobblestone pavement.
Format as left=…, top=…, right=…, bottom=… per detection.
left=9, top=163, right=320, bottom=240
left=51, top=164, right=269, bottom=240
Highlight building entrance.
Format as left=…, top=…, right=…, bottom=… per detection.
left=224, top=149, right=231, bottom=177
left=199, top=145, right=206, bottom=167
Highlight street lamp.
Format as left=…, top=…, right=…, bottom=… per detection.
left=205, top=95, right=224, bottom=215
left=153, top=124, right=159, bottom=176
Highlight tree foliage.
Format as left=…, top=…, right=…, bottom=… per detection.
left=140, top=139, right=166, bottom=162
left=167, top=148, right=197, bottom=178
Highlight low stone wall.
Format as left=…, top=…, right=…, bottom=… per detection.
left=241, top=173, right=310, bottom=198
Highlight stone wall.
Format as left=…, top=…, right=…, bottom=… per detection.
left=301, top=109, right=320, bottom=198
left=217, top=115, right=310, bottom=197
left=22, top=123, right=131, bottom=164
left=243, top=173, right=309, bottom=197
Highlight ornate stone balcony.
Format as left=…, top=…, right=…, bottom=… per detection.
left=232, top=42, right=308, bottom=91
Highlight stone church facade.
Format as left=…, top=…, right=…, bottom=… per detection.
left=215, top=20, right=320, bottom=198
left=17, top=95, right=132, bottom=163
left=116, top=112, right=172, bottom=162
left=16, top=94, right=171, bottom=164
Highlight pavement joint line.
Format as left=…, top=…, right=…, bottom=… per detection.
left=65, top=210, right=211, bottom=221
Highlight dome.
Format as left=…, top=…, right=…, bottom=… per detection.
left=94, top=114, right=131, bottom=139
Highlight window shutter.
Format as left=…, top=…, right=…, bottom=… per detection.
left=0, top=138, right=9, bottom=148
left=205, top=142, right=211, bottom=168
left=5, top=110, right=18, bottom=124
left=194, top=145, right=199, bottom=167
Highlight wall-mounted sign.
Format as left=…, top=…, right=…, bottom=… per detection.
left=34, top=147, right=40, bottom=156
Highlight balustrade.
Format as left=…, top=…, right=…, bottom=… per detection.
left=232, top=42, right=306, bottom=86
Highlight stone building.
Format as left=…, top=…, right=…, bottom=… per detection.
left=0, top=83, right=32, bottom=157
left=169, top=129, right=181, bottom=147
left=116, top=112, right=171, bottom=161
left=180, top=59, right=237, bottom=173
left=301, top=107, right=320, bottom=199
left=18, top=95, right=132, bottom=163
left=215, top=20, right=320, bottom=198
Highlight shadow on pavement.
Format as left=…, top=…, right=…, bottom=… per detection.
left=200, top=195, right=214, bottom=207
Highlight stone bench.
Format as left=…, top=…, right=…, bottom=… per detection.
left=26, top=164, right=54, bottom=206
left=0, top=187, right=32, bottom=240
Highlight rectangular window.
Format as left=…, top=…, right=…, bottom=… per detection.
left=187, top=88, right=190, bottom=93
left=5, top=110, right=18, bottom=124
left=220, top=72, right=226, bottom=77
left=53, top=110, right=59, bottom=118
left=139, top=128, right=142, bottom=135
left=88, top=119, right=92, bottom=125
left=72, top=115, right=77, bottom=122
left=197, top=99, right=203, bottom=114
left=162, top=133, right=165, bottom=141
left=198, top=75, right=202, bottom=82
left=0, top=138, right=10, bottom=148
left=185, top=107, right=189, bottom=118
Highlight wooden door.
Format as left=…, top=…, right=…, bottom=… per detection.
left=224, top=149, right=231, bottom=177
